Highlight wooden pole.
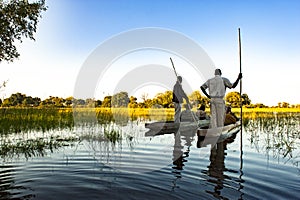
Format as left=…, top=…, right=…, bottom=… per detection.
left=238, top=28, right=243, bottom=171
left=238, top=28, right=242, bottom=127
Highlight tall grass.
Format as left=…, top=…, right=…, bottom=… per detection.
left=0, top=108, right=73, bottom=135
left=1, top=107, right=299, bottom=135
left=1, top=107, right=299, bottom=161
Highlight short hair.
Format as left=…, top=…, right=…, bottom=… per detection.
left=214, top=69, right=222, bottom=75
left=177, top=76, right=182, bottom=82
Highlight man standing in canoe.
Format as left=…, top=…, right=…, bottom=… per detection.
left=172, top=76, right=190, bottom=123
left=200, top=69, right=242, bottom=128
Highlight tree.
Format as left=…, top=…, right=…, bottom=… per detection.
left=111, top=92, right=129, bottom=107
left=241, top=93, right=251, bottom=106
left=2, top=92, right=26, bottom=106
left=0, top=0, right=47, bottom=62
left=152, top=91, right=173, bottom=108
left=65, top=96, right=73, bottom=107
left=22, top=96, right=40, bottom=106
left=85, top=98, right=95, bottom=107
left=189, top=90, right=210, bottom=108
left=278, top=102, right=290, bottom=108
left=101, top=96, right=112, bottom=108
left=41, top=96, right=65, bottom=107
left=225, top=91, right=241, bottom=108
left=128, top=96, right=138, bottom=108
left=139, top=98, right=153, bottom=108
left=188, top=90, right=202, bottom=107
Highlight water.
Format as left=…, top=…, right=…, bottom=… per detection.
left=1, top=119, right=299, bottom=199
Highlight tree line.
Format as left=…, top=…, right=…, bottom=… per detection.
left=1, top=91, right=297, bottom=108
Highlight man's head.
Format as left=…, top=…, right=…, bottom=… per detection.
left=177, top=76, right=182, bottom=83
left=214, top=69, right=222, bottom=76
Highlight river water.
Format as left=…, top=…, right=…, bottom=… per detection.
left=0, top=116, right=299, bottom=200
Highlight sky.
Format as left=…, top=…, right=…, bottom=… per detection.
left=0, top=0, right=299, bottom=106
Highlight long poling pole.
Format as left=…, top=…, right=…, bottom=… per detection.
left=238, top=28, right=242, bottom=138
left=238, top=28, right=244, bottom=173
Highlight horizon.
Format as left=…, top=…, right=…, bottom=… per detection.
left=1, top=89, right=298, bottom=107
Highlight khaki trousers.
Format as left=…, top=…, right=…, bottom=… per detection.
left=210, top=98, right=225, bottom=128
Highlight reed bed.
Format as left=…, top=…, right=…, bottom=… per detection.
left=0, top=107, right=299, bottom=161
left=0, top=108, right=73, bottom=135
left=1, top=107, right=300, bottom=135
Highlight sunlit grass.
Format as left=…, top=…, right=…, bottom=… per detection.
left=1, top=107, right=299, bottom=135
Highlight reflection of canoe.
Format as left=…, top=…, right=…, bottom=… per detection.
left=197, top=120, right=241, bottom=143
left=145, top=120, right=210, bottom=132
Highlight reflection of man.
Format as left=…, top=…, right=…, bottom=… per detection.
left=201, top=69, right=242, bottom=128
left=180, top=103, right=196, bottom=122
left=173, top=76, right=190, bottom=123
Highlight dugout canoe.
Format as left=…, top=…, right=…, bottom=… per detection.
left=197, top=120, right=241, bottom=142
left=145, top=120, right=210, bottom=132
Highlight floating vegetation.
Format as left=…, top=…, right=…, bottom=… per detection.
left=0, top=136, right=78, bottom=160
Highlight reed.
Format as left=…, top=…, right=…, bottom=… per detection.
left=0, top=136, right=78, bottom=160
left=1, top=107, right=299, bottom=135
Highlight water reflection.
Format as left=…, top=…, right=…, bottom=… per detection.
left=168, top=125, right=245, bottom=200
left=171, top=129, right=195, bottom=190
left=0, top=134, right=78, bottom=160
left=243, top=112, right=300, bottom=171
left=196, top=129, right=246, bottom=199
left=1, top=111, right=299, bottom=199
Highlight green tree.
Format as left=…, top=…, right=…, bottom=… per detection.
left=111, top=92, right=129, bottom=107
left=95, top=99, right=102, bottom=107
left=139, top=99, right=153, bottom=108
left=85, top=98, right=95, bottom=107
left=152, top=91, right=173, bottom=108
left=189, top=90, right=210, bottom=108
left=225, top=91, right=241, bottom=108
left=188, top=90, right=202, bottom=107
left=101, top=96, right=112, bottom=108
left=41, top=96, right=65, bottom=107
left=2, top=92, right=26, bottom=106
left=128, top=96, right=138, bottom=108
left=73, top=98, right=85, bottom=107
left=254, top=103, right=268, bottom=108
left=22, top=96, right=40, bottom=106
left=65, top=96, right=73, bottom=107
left=241, top=93, right=251, bottom=106
left=0, top=0, right=47, bottom=62
left=278, top=102, right=290, bottom=108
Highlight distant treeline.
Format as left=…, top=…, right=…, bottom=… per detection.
left=0, top=91, right=299, bottom=108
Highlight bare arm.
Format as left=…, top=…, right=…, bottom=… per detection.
left=201, top=86, right=211, bottom=99
left=232, top=73, right=243, bottom=88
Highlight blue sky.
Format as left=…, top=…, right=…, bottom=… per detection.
left=1, top=0, right=299, bottom=106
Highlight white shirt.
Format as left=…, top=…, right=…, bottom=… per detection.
left=202, top=75, right=233, bottom=98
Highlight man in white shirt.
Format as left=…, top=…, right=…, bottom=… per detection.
left=200, top=69, right=242, bottom=128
